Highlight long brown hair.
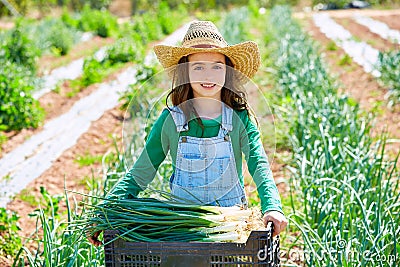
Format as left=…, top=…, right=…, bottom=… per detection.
left=165, top=54, right=256, bottom=133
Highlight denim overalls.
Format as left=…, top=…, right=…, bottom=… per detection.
left=169, top=104, right=248, bottom=208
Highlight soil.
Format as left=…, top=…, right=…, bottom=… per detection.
left=373, top=14, right=400, bottom=30
left=109, top=0, right=132, bottom=17
left=0, top=20, right=13, bottom=29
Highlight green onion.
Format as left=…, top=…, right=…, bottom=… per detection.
left=82, top=197, right=263, bottom=243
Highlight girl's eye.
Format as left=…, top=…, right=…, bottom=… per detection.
left=213, top=65, right=224, bottom=70
left=193, top=66, right=203, bottom=70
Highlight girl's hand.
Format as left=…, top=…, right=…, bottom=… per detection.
left=87, top=229, right=103, bottom=247
left=263, top=210, right=288, bottom=237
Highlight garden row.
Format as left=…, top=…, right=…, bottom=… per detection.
left=261, top=6, right=399, bottom=266
left=0, top=2, right=186, bottom=135
left=312, top=12, right=400, bottom=107
left=376, top=51, right=399, bottom=107
left=0, top=0, right=188, bottom=214
left=0, top=6, right=116, bottom=134
left=0, top=3, right=190, bottom=263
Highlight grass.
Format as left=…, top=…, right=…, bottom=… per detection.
left=74, top=152, right=103, bottom=167
left=0, top=133, right=8, bottom=153
left=1, top=174, right=12, bottom=182
left=326, top=41, right=337, bottom=51
left=371, top=99, right=386, bottom=115
left=52, top=83, right=61, bottom=94
left=17, top=188, right=39, bottom=206
left=338, top=54, right=352, bottom=66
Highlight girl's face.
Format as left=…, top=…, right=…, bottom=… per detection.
left=188, top=52, right=226, bottom=100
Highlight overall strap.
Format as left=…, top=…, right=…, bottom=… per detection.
left=169, top=106, right=188, bottom=132
left=221, top=103, right=233, bottom=132
left=170, top=104, right=233, bottom=133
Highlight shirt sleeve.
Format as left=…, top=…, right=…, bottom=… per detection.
left=239, top=111, right=283, bottom=215
left=106, top=109, right=171, bottom=200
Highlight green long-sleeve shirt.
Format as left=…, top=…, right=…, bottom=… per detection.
left=108, top=108, right=283, bottom=215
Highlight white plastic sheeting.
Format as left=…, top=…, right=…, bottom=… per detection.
left=0, top=22, right=191, bottom=207
left=353, top=14, right=400, bottom=44
left=313, top=13, right=381, bottom=77
left=81, top=32, right=94, bottom=42
left=32, top=47, right=108, bottom=99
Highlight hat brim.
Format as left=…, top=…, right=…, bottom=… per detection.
left=153, top=41, right=260, bottom=80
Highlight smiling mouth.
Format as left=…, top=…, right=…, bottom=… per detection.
left=201, top=83, right=216, bottom=88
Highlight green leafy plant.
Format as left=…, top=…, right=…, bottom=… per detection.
left=219, top=6, right=249, bottom=45
left=0, top=132, right=8, bottom=149
left=326, top=40, right=337, bottom=51
left=18, top=188, right=39, bottom=206
left=61, top=8, right=80, bottom=29
left=157, top=1, right=176, bottom=35
left=0, top=24, right=39, bottom=72
left=0, top=208, right=22, bottom=258
left=133, top=12, right=164, bottom=43
left=0, top=62, right=44, bottom=131
left=80, top=57, right=107, bottom=87
left=105, top=36, right=144, bottom=64
left=78, top=5, right=118, bottom=37
left=75, top=153, right=103, bottom=167
left=46, top=20, right=74, bottom=56
left=338, top=53, right=352, bottom=66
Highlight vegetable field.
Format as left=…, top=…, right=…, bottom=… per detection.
left=0, top=1, right=399, bottom=266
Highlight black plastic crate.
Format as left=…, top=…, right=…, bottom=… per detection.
left=104, top=222, right=280, bottom=267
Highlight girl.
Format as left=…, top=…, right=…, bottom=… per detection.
left=89, top=20, right=287, bottom=246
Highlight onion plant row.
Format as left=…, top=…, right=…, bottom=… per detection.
left=12, top=186, right=104, bottom=266
left=264, top=6, right=399, bottom=266
left=82, top=196, right=256, bottom=243
left=375, top=51, right=400, bottom=107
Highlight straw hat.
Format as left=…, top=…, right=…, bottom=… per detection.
left=153, top=20, right=261, bottom=80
